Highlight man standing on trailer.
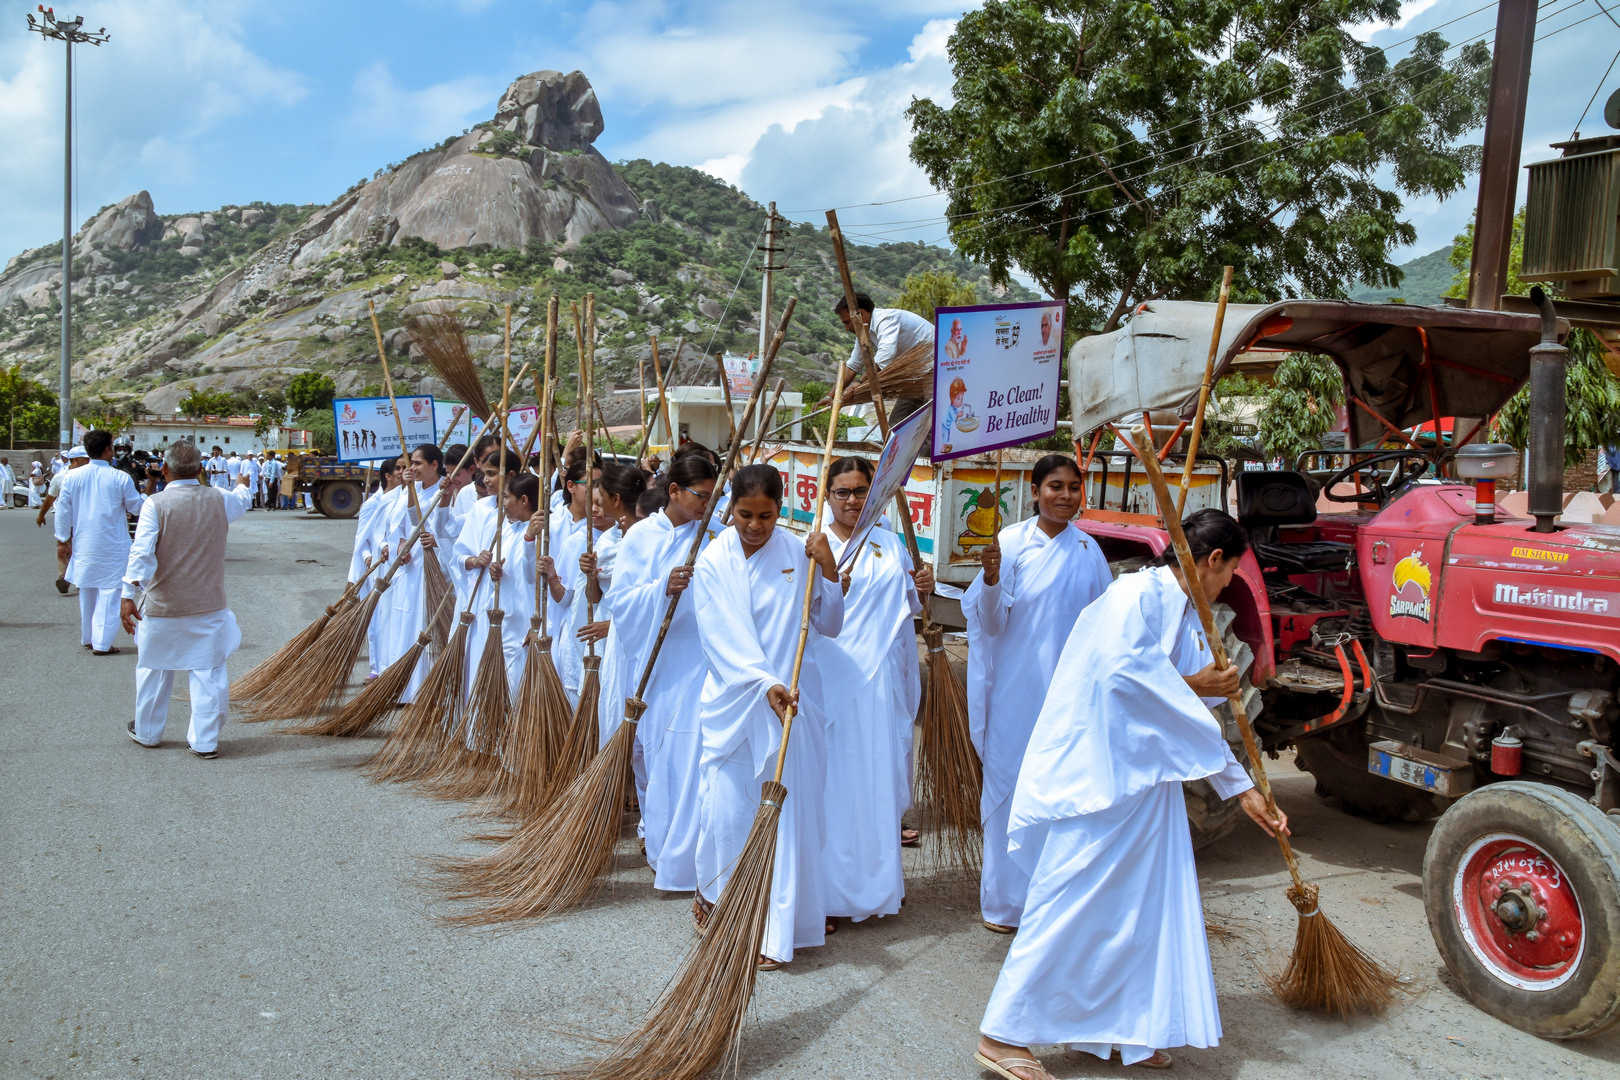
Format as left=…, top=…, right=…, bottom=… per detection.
left=835, top=292, right=935, bottom=422
left=54, top=431, right=146, bottom=654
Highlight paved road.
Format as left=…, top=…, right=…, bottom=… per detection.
left=2, top=507, right=1616, bottom=1079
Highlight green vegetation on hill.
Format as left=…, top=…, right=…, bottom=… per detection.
left=1348, top=246, right=1454, bottom=307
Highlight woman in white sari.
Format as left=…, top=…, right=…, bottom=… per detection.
left=587, top=461, right=653, bottom=745
left=453, top=469, right=538, bottom=699
left=692, top=464, right=842, bottom=969
left=603, top=451, right=720, bottom=884
left=964, top=453, right=1111, bottom=933
left=811, top=456, right=933, bottom=923
left=973, top=511, right=1288, bottom=1079
left=350, top=456, right=402, bottom=679
left=548, top=456, right=599, bottom=705
left=377, top=443, right=459, bottom=702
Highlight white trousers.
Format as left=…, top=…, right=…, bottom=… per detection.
left=79, top=587, right=121, bottom=651
left=134, top=663, right=230, bottom=752
left=981, top=794, right=1032, bottom=928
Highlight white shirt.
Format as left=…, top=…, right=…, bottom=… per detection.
left=52, top=458, right=147, bottom=588
left=262, top=458, right=284, bottom=483
left=844, top=306, right=935, bottom=374
left=122, top=478, right=253, bottom=599
left=225, top=455, right=243, bottom=481
left=205, top=456, right=228, bottom=480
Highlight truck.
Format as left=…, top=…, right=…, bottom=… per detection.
left=284, top=452, right=373, bottom=519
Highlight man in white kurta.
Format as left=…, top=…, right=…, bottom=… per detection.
left=837, top=294, right=935, bottom=421
left=120, top=444, right=254, bottom=756
left=242, top=453, right=262, bottom=508
left=53, top=433, right=146, bottom=653
left=977, top=549, right=1284, bottom=1076
left=0, top=456, right=14, bottom=508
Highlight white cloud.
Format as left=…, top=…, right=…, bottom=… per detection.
left=346, top=62, right=500, bottom=145
left=0, top=0, right=305, bottom=254
left=1351, top=0, right=1444, bottom=43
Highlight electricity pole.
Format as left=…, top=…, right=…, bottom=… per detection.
left=24, top=7, right=110, bottom=450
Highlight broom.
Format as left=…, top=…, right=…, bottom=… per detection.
left=245, top=406, right=523, bottom=724
left=230, top=553, right=380, bottom=711
left=432, top=300, right=797, bottom=924
left=649, top=334, right=674, bottom=454
left=556, top=315, right=842, bottom=1080
left=404, top=302, right=493, bottom=419
left=364, top=606, right=475, bottom=784
left=545, top=296, right=604, bottom=800
left=370, top=301, right=456, bottom=653
left=488, top=310, right=572, bottom=822
left=1117, top=425, right=1398, bottom=1017
left=825, top=210, right=981, bottom=873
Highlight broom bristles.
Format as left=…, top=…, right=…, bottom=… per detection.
left=549, top=781, right=784, bottom=1080
left=230, top=598, right=345, bottom=711
left=420, top=612, right=511, bottom=801
left=486, top=634, right=570, bottom=821
left=913, top=627, right=983, bottom=874
left=283, top=632, right=427, bottom=738
left=546, top=656, right=602, bottom=805
left=424, top=554, right=454, bottom=653
left=1269, top=882, right=1401, bottom=1017
left=431, top=712, right=638, bottom=923
left=365, top=614, right=471, bottom=783
left=404, top=307, right=492, bottom=418
left=243, top=590, right=381, bottom=722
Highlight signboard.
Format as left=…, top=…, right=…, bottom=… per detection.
left=836, top=403, right=934, bottom=571
left=434, top=401, right=476, bottom=446
left=932, top=300, right=1065, bottom=462
left=332, top=395, right=435, bottom=463
left=722, top=353, right=758, bottom=396
left=504, top=405, right=540, bottom=453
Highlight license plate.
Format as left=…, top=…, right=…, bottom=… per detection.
left=1367, top=740, right=1473, bottom=797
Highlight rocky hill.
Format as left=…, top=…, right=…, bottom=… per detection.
left=0, top=69, right=1025, bottom=421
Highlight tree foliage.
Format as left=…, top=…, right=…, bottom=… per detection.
left=286, top=372, right=337, bottom=414
left=893, top=270, right=978, bottom=323
left=178, top=388, right=239, bottom=419
left=0, top=364, right=58, bottom=441
left=907, top=1, right=1490, bottom=331
left=1255, top=353, right=1346, bottom=463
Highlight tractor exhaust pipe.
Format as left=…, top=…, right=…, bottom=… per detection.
left=1527, top=287, right=1567, bottom=534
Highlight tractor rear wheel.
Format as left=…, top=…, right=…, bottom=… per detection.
left=1422, top=781, right=1620, bottom=1039
left=1294, top=717, right=1440, bottom=823
left=315, top=480, right=362, bottom=519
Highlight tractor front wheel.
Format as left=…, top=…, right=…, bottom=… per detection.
left=1422, top=781, right=1620, bottom=1039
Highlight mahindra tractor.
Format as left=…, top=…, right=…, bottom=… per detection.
left=1067, top=291, right=1620, bottom=1040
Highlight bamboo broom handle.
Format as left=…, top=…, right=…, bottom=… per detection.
left=1117, top=425, right=1305, bottom=888
left=491, top=306, right=513, bottom=609
left=634, top=357, right=649, bottom=459
left=579, top=296, right=600, bottom=658
left=370, top=300, right=420, bottom=517
left=749, top=378, right=787, bottom=463
left=437, top=406, right=466, bottom=452
left=826, top=209, right=933, bottom=619
left=1176, top=266, right=1234, bottom=516
left=628, top=300, right=797, bottom=706
left=535, top=298, right=559, bottom=634
left=773, top=354, right=849, bottom=786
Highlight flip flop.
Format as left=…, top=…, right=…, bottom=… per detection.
left=1134, top=1050, right=1174, bottom=1069
left=973, top=1051, right=1052, bottom=1080
left=756, top=955, right=783, bottom=971
left=900, top=827, right=921, bottom=847
left=982, top=920, right=1016, bottom=935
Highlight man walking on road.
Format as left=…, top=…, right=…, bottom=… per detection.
left=38, top=446, right=89, bottom=593
left=0, top=455, right=14, bottom=508
left=120, top=441, right=254, bottom=757
left=54, top=431, right=146, bottom=653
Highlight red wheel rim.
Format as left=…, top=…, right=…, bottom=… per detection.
left=1453, top=833, right=1584, bottom=991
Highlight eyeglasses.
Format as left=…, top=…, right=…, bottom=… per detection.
left=829, top=486, right=870, bottom=501
left=682, top=485, right=714, bottom=502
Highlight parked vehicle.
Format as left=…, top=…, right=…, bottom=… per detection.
left=285, top=453, right=373, bottom=518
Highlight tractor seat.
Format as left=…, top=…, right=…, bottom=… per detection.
left=1236, top=471, right=1352, bottom=575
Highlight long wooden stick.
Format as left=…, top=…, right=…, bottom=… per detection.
left=579, top=296, right=599, bottom=659
left=370, top=300, right=421, bottom=519
left=1177, top=265, right=1234, bottom=515
left=749, top=378, right=787, bottom=463
left=536, top=297, right=558, bottom=636
left=650, top=335, right=674, bottom=450
left=713, top=351, right=737, bottom=447
left=773, top=352, right=847, bottom=785
left=1115, top=424, right=1304, bottom=888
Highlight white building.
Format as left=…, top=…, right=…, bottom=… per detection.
left=121, top=415, right=312, bottom=455
left=618, top=385, right=804, bottom=457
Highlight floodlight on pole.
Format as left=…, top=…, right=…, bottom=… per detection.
left=24, top=8, right=110, bottom=450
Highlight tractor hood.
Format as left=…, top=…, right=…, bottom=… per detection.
left=1069, top=299, right=1568, bottom=448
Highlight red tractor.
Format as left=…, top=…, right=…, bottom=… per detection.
left=1069, top=291, right=1619, bottom=1039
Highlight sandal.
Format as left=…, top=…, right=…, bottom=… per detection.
left=982, top=920, right=1017, bottom=935
left=1134, top=1050, right=1173, bottom=1069
left=692, top=896, right=713, bottom=932
left=756, top=954, right=783, bottom=971
left=973, top=1050, right=1053, bottom=1080
left=901, top=827, right=920, bottom=847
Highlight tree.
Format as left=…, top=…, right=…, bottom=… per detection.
left=296, top=408, right=335, bottom=453
left=1255, top=353, right=1346, bottom=463
left=907, top=1, right=1490, bottom=332
left=0, top=364, right=59, bottom=442
left=1446, top=212, right=1620, bottom=462
left=893, top=270, right=977, bottom=323
left=178, top=388, right=238, bottom=419
left=286, top=372, right=336, bottom=414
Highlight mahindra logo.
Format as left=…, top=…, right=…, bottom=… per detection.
left=1494, top=583, right=1613, bottom=615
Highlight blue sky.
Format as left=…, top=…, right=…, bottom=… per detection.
left=1, top=1, right=1612, bottom=277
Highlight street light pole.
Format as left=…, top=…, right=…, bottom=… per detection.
left=24, top=7, right=110, bottom=450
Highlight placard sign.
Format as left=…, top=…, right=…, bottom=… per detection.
left=332, top=395, right=436, bottom=462
left=836, top=402, right=934, bottom=572
left=505, top=405, right=540, bottom=452
left=722, top=353, right=758, bottom=396
left=931, top=300, right=1065, bottom=462
left=434, top=401, right=475, bottom=446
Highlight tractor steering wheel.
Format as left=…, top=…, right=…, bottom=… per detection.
left=1319, top=450, right=1432, bottom=505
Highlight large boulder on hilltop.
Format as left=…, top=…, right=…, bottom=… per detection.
left=495, top=70, right=602, bottom=151
left=76, top=191, right=162, bottom=255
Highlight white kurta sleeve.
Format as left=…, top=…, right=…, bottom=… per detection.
left=1207, top=746, right=1254, bottom=800
left=120, top=474, right=147, bottom=516
left=51, top=478, right=75, bottom=543
left=222, top=482, right=252, bottom=521
left=122, top=500, right=162, bottom=599
left=808, top=571, right=844, bottom=638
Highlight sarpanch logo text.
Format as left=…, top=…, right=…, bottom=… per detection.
left=1493, top=583, right=1615, bottom=615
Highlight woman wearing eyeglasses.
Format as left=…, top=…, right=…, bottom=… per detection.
left=603, top=448, right=723, bottom=891
left=809, top=456, right=933, bottom=925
